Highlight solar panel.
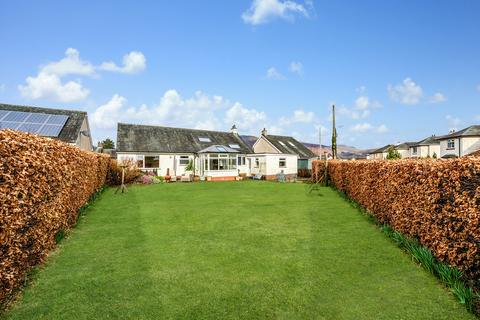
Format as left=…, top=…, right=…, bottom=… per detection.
left=18, top=123, right=42, bottom=134
left=4, top=111, right=29, bottom=122
left=0, top=110, right=68, bottom=137
left=38, top=124, right=64, bottom=137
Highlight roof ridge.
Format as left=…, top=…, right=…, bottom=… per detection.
left=0, top=102, right=86, bottom=114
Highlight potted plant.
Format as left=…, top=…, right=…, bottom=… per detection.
left=185, top=159, right=194, bottom=174
left=165, top=168, right=171, bottom=182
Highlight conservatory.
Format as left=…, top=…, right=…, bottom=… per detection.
left=198, top=145, right=240, bottom=181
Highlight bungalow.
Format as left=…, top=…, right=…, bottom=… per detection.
left=251, top=128, right=317, bottom=180
left=394, top=142, right=416, bottom=159
left=0, top=103, right=93, bottom=151
left=437, top=125, right=480, bottom=158
left=116, top=123, right=252, bottom=181
left=368, top=144, right=393, bottom=160
left=409, top=136, right=440, bottom=158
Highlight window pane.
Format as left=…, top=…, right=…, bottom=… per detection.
left=279, top=158, right=286, bottom=168
left=210, top=158, right=219, bottom=170
left=219, top=158, right=228, bottom=170
left=145, top=156, right=159, bottom=168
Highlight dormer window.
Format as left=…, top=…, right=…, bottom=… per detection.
left=199, top=137, right=211, bottom=142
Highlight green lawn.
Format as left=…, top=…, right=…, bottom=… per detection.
left=4, top=182, right=474, bottom=319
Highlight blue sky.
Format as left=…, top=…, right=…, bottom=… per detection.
left=1, top=0, right=479, bottom=149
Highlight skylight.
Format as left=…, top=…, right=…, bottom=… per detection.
left=288, top=141, right=296, bottom=147
left=279, top=141, right=286, bottom=146
left=198, top=137, right=211, bottom=142
left=216, top=146, right=227, bottom=152
left=229, top=144, right=240, bottom=149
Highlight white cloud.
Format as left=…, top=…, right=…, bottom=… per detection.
left=18, top=72, right=89, bottom=103
left=289, top=61, right=303, bottom=75
left=355, top=96, right=370, bottom=110
left=387, top=77, right=423, bottom=105
left=350, top=122, right=388, bottom=134
left=428, top=92, right=447, bottom=104
left=377, top=124, right=388, bottom=133
left=279, top=109, right=315, bottom=126
left=99, top=51, right=146, bottom=74
left=19, top=48, right=146, bottom=102
left=225, top=102, right=267, bottom=132
left=266, top=67, right=285, bottom=80
left=91, top=94, right=128, bottom=129
left=446, top=115, right=461, bottom=131
left=41, top=48, right=95, bottom=76
left=242, top=0, right=310, bottom=25
left=338, top=106, right=370, bottom=120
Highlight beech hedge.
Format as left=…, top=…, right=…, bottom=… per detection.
left=313, top=159, right=480, bottom=289
left=0, top=129, right=109, bottom=304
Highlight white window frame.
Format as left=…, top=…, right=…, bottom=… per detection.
left=237, top=155, right=246, bottom=166
left=447, top=139, right=455, bottom=150
left=179, top=155, right=190, bottom=165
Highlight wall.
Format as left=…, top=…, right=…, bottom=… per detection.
left=440, top=138, right=460, bottom=158
left=75, top=117, right=93, bottom=151
left=253, top=136, right=279, bottom=153
left=462, top=137, right=480, bottom=156
left=0, top=129, right=109, bottom=303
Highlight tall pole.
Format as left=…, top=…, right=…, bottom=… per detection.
left=332, top=104, right=338, bottom=159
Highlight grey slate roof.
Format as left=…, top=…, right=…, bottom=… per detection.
left=0, top=103, right=86, bottom=143
left=395, top=142, right=417, bottom=150
left=370, top=144, right=393, bottom=154
left=117, top=123, right=253, bottom=154
left=437, top=125, right=480, bottom=139
left=412, top=135, right=440, bottom=146
left=262, top=134, right=317, bottom=159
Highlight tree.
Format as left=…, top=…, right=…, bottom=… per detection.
left=432, top=152, right=437, bottom=159
left=386, top=146, right=401, bottom=160
left=101, top=138, right=115, bottom=149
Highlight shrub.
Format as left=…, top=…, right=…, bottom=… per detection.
left=386, top=146, right=401, bottom=160
left=0, top=129, right=109, bottom=304
left=107, top=159, right=142, bottom=186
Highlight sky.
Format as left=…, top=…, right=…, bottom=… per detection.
left=0, top=0, right=479, bottom=149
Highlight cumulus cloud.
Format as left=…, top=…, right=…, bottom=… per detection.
left=99, top=51, right=146, bottom=74
left=224, top=103, right=267, bottom=132
left=18, top=72, right=90, bottom=103
left=350, top=122, right=388, bottom=134
left=279, top=109, right=315, bottom=126
left=242, top=0, right=311, bottom=25
left=266, top=67, right=285, bottom=80
left=428, top=92, right=447, bottom=104
left=338, top=106, right=370, bottom=120
left=387, top=77, right=423, bottom=105
left=446, top=115, right=461, bottom=131
left=19, top=48, right=146, bottom=103
left=289, top=61, right=303, bottom=75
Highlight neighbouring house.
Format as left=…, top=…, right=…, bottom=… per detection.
left=437, top=125, right=480, bottom=158
left=394, top=142, right=416, bottom=159
left=0, top=103, right=93, bottom=151
left=116, top=123, right=252, bottom=181
left=409, top=136, right=440, bottom=158
left=251, top=128, right=317, bottom=180
left=368, top=144, right=393, bottom=160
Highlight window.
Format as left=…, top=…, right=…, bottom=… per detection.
left=207, top=154, right=237, bottom=171
left=237, top=155, right=246, bottom=166
left=279, top=157, right=286, bottom=168
left=255, top=158, right=259, bottom=168
left=136, top=155, right=144, bottom=168
left=288, top=141, right=296, bottom=147
left=279, top=141, right=286, bottom=146
left=412, top=146, right=418, bottom=154
left=229, top=144, right=240, bottom=149
left=179, top=156, right=189, bottom=165
left=216, top=146, right=227, bottom=152
left=447, top=139, right=455, bottom=149
left=145, top=156, right=159, bottom=168
left=198, top=137, right=211, bottom=142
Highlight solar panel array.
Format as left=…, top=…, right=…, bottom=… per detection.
left=0, top=110, right=69, bottom=137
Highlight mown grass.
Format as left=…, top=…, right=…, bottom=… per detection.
left=3, top=182, right=475, bottom=319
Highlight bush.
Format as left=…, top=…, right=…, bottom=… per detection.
left=107, top=159, right=142, bottom=186
left=0, top=129, right=109, bottom=304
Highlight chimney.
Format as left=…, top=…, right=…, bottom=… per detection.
left=231, top=124, right=238, bottom=135
left=261, top=128, right=268, bottom=136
